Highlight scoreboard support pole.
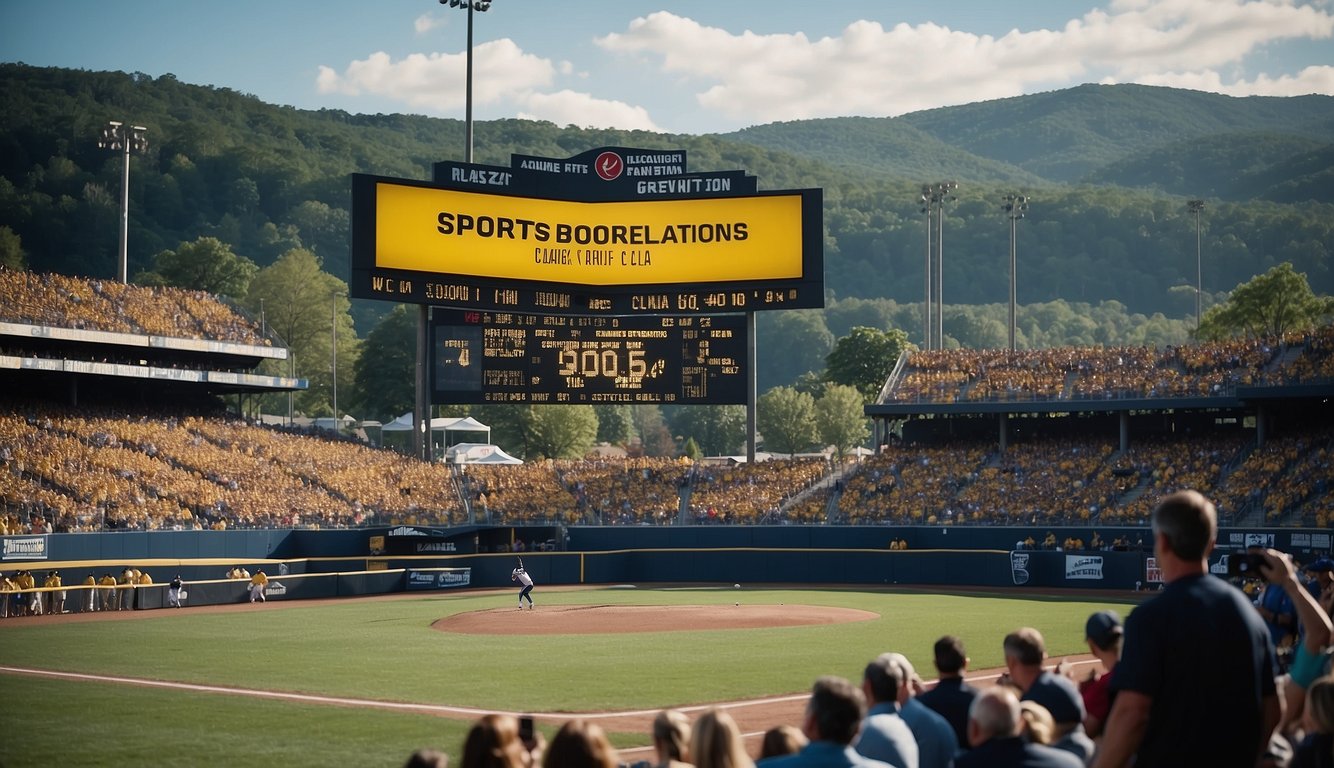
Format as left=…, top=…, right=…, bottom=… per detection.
left=747, top=311, right=757, bottom=463
left=416, top=305, right=430, bottom=462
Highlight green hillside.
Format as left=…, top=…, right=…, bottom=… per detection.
left=725, top=116, right=1047, bottom=185
left=1, top=63, right=1331, bottom=334
left=897, top=83, right=1334, bottom=182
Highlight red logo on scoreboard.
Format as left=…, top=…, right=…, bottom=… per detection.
left=595, top=151, right=623, bottom=181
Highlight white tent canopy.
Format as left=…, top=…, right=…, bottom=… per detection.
left=381, top=413, right=490, bottom=437
left=445, top=442, right=523, bottom=465
left=379, top=413, right=492, bottom=458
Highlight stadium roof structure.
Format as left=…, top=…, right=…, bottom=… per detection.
left=865, top=382, right=1334, bottom=419
left=0, top=320, right=306, bottom=399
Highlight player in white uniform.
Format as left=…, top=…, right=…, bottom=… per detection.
left=511, top=558, right=534, bottom=610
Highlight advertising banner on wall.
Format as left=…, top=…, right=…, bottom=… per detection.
left=2, top=535, right=48, bottom=561
left=406, top=568, right=472, bottom=591
left=1064, top=555, right=1105, bottom=580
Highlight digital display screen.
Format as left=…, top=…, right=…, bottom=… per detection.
left=431, top=310, right=747, bottom=405
left=351, top=174, right=823, bottom=314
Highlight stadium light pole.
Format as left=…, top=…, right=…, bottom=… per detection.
left=97, top=121, right=148, bottom=283
left=331, top=291, right=340, bottom=427
left=929, top=182, right=957, bottom=349
left=417, top=0, right=495, bottom=462
left=1188, top=199, right=1206, bottom=336
left=920, top=186, right=933, bottom=349
left=1003, top=194, right=1029, bottom=351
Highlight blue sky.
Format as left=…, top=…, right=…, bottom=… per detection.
left=3, top=0, right=1332, bottom=135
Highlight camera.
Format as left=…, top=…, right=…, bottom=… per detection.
left=1227, top=550, right=1268, bottom=579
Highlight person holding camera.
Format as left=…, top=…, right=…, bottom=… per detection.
left=1092, top=490, right=1280, bottom=768
left=1258, top=550, right=1334, bottom=740
left=1255, top=562, right=1300, bottom=656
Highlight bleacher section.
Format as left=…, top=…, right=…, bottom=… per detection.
left=0, top=269, right=302, bottom=402
left=0, top=269, right=1331, bottom=534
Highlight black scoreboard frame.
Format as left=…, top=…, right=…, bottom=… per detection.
left=430, top=309, right=748, bottom=405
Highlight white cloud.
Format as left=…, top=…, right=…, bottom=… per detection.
left=1124, top=64, right=1334, bottom=96
left=517, top=90, right=662, bottom=132
left=596, top=1, right=1334, bottom=123
left=316, top=39, right=555, bottom=114
left=413, top=13, right=443, bottom=35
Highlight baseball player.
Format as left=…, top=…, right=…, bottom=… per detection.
left=511, top=558, right=534, bottom=610
left=168, top=575, right=184, bottom=608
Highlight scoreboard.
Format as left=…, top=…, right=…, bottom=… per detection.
left=431, top=310, right=747, bottom=405
left=350, top=174, right=823, bottom=315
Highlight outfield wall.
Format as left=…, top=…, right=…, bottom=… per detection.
left=3, top=523, right=1314, bottom=609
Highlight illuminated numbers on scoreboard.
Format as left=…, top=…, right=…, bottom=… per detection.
left=557, top=348, right=651, bottom=379
left=431, top=310, right=746, bottom=405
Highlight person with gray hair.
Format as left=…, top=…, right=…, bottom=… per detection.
left=758, top=676, right=891, bottom=768
left=955, top=687, right=1080, bottom=768
left=877, top=653, right=957, bottom=768
left=1092, top=490, right=1280, bottom=768
left=855, top=654, right=919, bottom=768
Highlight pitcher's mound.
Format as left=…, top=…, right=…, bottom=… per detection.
left=433, top=604, right=879, bottom=635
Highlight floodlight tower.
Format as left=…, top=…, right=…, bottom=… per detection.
left=1003, top=194, right=1029, bottom=351
left=920, top=185, right=933, bottom=349
left=1188, top=199, right=1206, bottom=335
left=417, top=0, right=496, bottom=462
left=97, top=121, right=149, bottom=283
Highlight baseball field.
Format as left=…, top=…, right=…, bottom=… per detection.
left=0, top=585, right=1135, bottom=767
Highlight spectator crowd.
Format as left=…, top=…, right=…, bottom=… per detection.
left=389, top=491, right=1334, bottom=768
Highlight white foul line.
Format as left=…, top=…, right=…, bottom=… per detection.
left=0, top=657, right=1101, bottom=738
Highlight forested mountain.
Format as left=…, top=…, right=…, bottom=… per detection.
left=2, top=64, right=1332, bottom=343
left=895, top=84, right=1334, bottom=182
left=727, top=117, right=1047, bottom=185
left=1086, top=132, right=1334, bottom=203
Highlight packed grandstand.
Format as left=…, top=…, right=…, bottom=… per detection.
left=1, top=270, right=1331, bottom=536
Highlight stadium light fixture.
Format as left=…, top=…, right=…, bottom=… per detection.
left=1003, top=194, right=1029, bottom=352
left=97, top=121, right=148, bottom=284
left=1188, top=199, right=1206, bottom=337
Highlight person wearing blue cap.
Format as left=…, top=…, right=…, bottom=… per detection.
left=1303, top=557, right=1334, bottom=604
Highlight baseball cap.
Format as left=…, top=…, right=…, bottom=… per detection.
left=1305, top=558, right=1334, bottom=573
left=1086, top=610, right=1123, bottom=649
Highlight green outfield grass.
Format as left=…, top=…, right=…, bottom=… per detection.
left=0, top=586, right=1136, bottom=768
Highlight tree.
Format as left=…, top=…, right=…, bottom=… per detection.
left=815, top=383, right=870, bottom=461
left=245, top=248, right=358, bottom=417
left=757, top=386, right=818, bottom=457
left=350, top=304, right=415, bottom=421
left=136, top=236, right=257, bottom=297
left=825, top=326, right=910, bottom=402
left=471, top=405, right=533, bottom=458
left=631, top=405, right=676, bottom=457
left=1198, top=262, right=1334, bottom=339
left=527, top=405, right=598, bottom=459
left=593, top=404, right=633, bottom=446
left=670, top=405, right=747, bottom=456
left=0, top=225, right=25, bottom=270
left=757, top=310, right=834, bottom=390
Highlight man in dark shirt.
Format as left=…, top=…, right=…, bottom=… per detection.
left=1092, top=490, right=1280, bottom=768
left=917, top=635, right=978, bottom=751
